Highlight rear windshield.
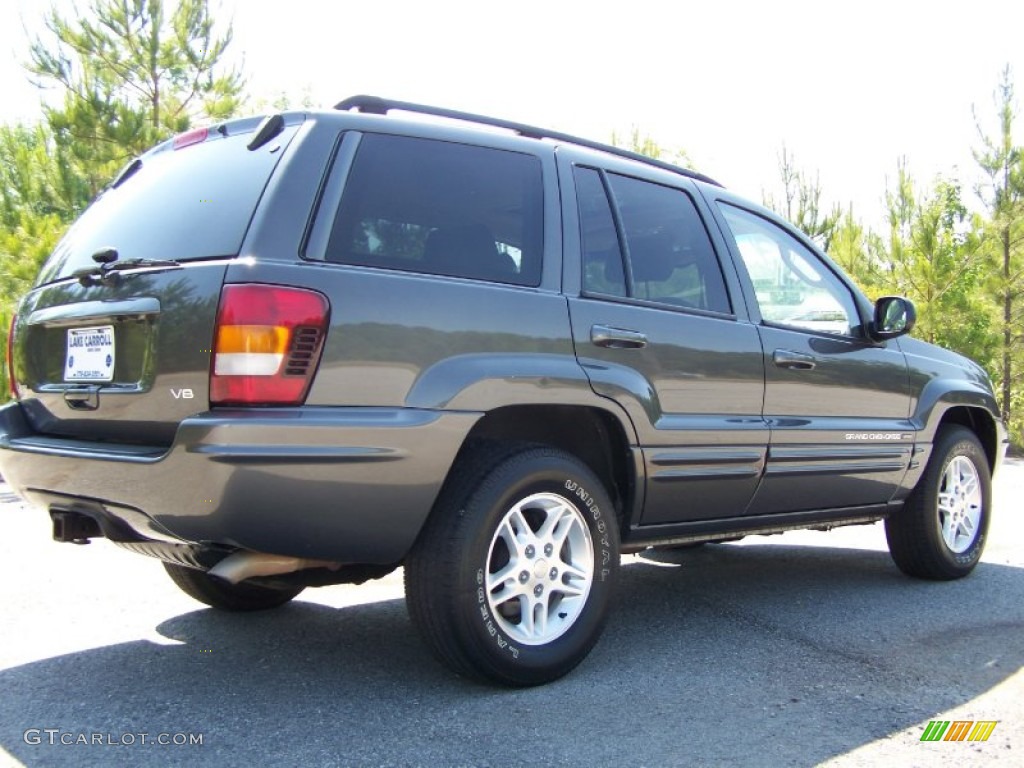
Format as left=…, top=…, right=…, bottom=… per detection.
left=36, top=123, right=299, bottom=284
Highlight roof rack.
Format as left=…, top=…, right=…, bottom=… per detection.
left=334, top=95, right=722, bottom=188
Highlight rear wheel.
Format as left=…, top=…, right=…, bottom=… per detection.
left=163, top=562, right=304, bottom=611
left=885, top=426, right=991, bottom=580
left=405, top=446, right=619, bottom=686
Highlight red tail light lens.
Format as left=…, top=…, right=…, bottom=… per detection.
left=210, top=285, right=329, bottom=406
left=173, top=127, right=209, bottom=150
left=6, top=314, right=17, bottom=400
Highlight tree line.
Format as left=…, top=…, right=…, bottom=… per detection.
left=1, top=0, right=243, bottom=394
left=2, top=1, right=1022, bottom=448
left=757, top=71, right=1022, bottom=448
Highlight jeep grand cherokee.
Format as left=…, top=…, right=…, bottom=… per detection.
left=0, top=96, right=1008, bottom=686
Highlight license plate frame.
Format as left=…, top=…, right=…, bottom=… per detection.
left=64, top=325, right=116, bottom=383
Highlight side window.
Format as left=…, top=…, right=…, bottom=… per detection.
left=605, top=173, right=731, bottom=314
left=315, top=134, right=543, bottom=286
left=575, top=167, right=626, bottom=297
left=719, top=204, right=859, bottom=336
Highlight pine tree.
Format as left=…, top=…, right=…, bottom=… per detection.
left=2, top=0, right=245, bottom=398
left=27, top=0, right=244, bottom=213
left=880, top=167, right=992, bottom=358
left=611, top=126, right=692, bottom=169
left=973, top=66, right=1024, bottom=432
left=763, top=146, right=840, bottom=251
left=828, top=206, right=885, bottom=296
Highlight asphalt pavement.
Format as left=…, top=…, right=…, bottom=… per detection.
left=0, top=461, right=1021, bottom=767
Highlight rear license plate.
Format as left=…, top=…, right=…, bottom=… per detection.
left=65, top=325, right=115, bottom=382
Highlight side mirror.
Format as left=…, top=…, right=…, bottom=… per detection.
left=872, top=296, right=916, bottom=340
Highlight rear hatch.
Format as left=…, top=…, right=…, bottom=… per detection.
left=9, top=115, right=302, bottom=447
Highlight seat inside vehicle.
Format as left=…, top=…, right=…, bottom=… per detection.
left=423, top=224, right=516, bottom=282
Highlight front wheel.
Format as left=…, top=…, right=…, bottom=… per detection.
left=885, top=426, right=991, bottom=580
left=405, top=446, right=619, bottom=686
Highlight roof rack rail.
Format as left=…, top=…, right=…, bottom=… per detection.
left=334, top=95, right=721, bottom=188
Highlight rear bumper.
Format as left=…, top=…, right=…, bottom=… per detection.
left=0, top=402, right=479, bottom=563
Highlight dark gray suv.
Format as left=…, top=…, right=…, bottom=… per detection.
left=0, top=97, right=1008, bottom=686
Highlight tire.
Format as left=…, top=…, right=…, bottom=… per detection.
left=163, top=562, right=304, bottom=611
left=405, top=446, right=620, bottom=687
left=885, top=426, right=991, bottom=580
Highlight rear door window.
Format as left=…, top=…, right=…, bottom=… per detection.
left=311, top=134, right=544, bottom=286
left=576, top=167, right=731, bottom=314
left=576, top=167, right=627, bottom=297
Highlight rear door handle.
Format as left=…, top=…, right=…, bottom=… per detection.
left=591, top=325, right=648, bottom=349
left=773, top=349, right=816, bottom=370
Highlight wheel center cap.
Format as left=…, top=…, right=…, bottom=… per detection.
left=533, top=559, right=549, bottom=579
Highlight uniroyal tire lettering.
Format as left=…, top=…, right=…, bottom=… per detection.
left=565, top=479, right=603, bottom=520
left=564, top=479, right=611, bottom=581
left=475, top=567, right=520, bottom=659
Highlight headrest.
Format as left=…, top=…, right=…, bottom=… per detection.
left=423, top=225, right=516, bottom=281
left=629, top=232, right=675, bottom=283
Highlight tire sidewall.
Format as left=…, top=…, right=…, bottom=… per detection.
left=923, top=432, right=991, bottom=572
left=455, top=452, right=618, bottom=682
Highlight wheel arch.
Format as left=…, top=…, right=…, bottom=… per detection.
left=936, top=405, right=1000, bottom=472
left=911, top=376, right=1006, bottom=474
left=443, top=404, right=641, bottom=540
left=898, top=401, right=1004, bottom=507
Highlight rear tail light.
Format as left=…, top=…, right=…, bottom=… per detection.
left=173, top=126, right=209, bottom=150
left=6, top=314, right=17, bottom=400
left=210, top=285, right=329, bottom=406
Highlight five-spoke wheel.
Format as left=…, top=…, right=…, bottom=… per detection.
left=485, top=492, right=594, bottom=646
left=886, top=426, right=991, bottom=580
left=936, top=455, right=983, bottom=554
left=405, top=445, right=619, bottom=686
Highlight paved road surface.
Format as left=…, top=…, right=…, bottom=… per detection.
left=1, top=461, right=1021, bottom=767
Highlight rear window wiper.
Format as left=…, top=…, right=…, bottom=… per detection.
left=72, top=250, right=182, bottom=286
left=103, top=257, right=182, bottom=271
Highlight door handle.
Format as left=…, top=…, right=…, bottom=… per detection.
left=591, top=325, right=648, bottom=349
left=773, top=349, right=816, bottom=370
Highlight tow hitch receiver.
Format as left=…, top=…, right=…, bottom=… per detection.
left=51, top=511, right=102, bottom=544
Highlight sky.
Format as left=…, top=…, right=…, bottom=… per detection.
left=1, top=0, right=1023, bottom=229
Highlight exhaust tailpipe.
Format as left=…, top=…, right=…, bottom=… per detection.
left=208, top=552, right=340, bottom=584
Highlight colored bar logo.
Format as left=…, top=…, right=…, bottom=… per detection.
left=920, top=720, right=998, bottom=742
